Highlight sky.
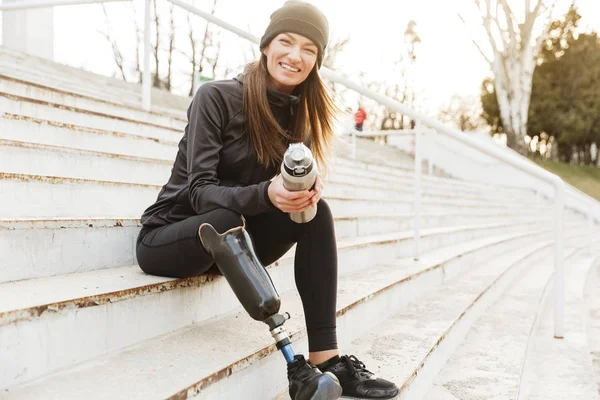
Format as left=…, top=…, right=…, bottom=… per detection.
left=2, top=0, right=599, bottom=114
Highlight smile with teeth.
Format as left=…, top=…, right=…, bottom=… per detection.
left=280, top=62, right=300, bottom=72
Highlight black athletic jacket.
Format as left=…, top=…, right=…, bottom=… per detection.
left=140, top=74, right=301, bottom=228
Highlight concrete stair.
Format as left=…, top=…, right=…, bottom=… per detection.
left=2, top=222, right=580, bottom=386
left=1, top=46, right=598, bottom=399
left=424, top=248, right=600, bottom=400
left=0, top=46, right=190, bottom=114
left=2, top=230, right=589, bottom=399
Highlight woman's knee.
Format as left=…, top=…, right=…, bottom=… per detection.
left=313, top=199, right=333, bottom=223
left=205, top=208, right=244, bottom=234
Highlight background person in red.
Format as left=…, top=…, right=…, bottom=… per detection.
left=354, top=106, right=367, bottom=131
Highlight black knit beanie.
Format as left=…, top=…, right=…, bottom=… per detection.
left=259, top=1, right=329, bottom=68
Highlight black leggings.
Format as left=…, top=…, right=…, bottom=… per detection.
left=136, top=200, right=338, bottom=352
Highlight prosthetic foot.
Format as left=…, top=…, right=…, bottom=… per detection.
left=198, top=219, right=341, bottom=400
left=288, top=355, right=343, bottom=400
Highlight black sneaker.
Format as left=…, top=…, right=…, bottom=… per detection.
left=288, top=354, right=342, bottom=400
left=322, top=355, right=399, bottom=399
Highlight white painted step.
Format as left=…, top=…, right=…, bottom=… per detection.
left=0, top=139, right=173, bottom=185
left=0, top=103, right=531, bottom=203
left=0, top=213, right=555, bottom=283
left=0, top=62, right=143, bottom=109
left=0, top=138, right=465, bottom=193
left=0, top=75, right=187, bottom=130
left=0, top=129, right=531, bottom=205
left=0, top=113, right=180, bottom=161
left=424, top=247, right=595, bottom=400
left=318, top=239, right=584, bottom=399
left=334, top=155, right=533, bottom=197
left=0, top=172, right=548, bottom=219
left=1, top=119, right=535, bottom=207
left=0, top=93, right=182, bottom=142
left=326, top=196, right=543, bottom=218
left=1, top=229, right=578, bottom=397
left=330, top=165, right=541, bottom=206
left=328, top=168, right=538, bottom=204
left=0, top=48, right=190, bottom=115
left=0, top=127, right=531, bottom=198
left=517, top=251, right=600, bottom=400
left=0, top=224, right=569, bottom=387
left=332, top=136, right=443, bottom=176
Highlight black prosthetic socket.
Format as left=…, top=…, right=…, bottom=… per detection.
left=199, top=221, right=280, bottom=321
left=200, top=221, right=294, bottom=355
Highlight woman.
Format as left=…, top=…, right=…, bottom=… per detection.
left=136, top=1, right=398, bottom=399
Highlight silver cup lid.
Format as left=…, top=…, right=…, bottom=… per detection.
left=283, top=143, right=314, bottom=177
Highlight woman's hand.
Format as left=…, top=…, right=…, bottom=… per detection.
left=309, top=174, right=324, bottom=206
left=268, top=174, right=324, bottom=213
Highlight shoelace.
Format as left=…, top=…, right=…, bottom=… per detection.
left=343, top=355, right=374, bottom=379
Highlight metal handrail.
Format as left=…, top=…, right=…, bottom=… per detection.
left=0, top=0, right=129, bottom=11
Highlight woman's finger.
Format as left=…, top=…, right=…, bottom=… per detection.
left=279, top=188, right=311, bottom=201
left=285, top=198, right=314, bottom=213
left=311, top=191, right=321, bottom=205
left=314, top=175, right=324, bottom=192
left=279, top=192, right=312, bottom=207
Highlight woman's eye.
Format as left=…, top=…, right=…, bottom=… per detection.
left=280, top=39, right=291, bottom=44
left=304, top=48, right=316, bottom=55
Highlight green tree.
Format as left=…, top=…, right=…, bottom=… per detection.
left=529, top=31, right=600, bottom=163
left=481, top=5, right=600, bottom=164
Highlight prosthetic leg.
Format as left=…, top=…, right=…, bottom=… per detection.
left=199, top=220, right=342, bottom=400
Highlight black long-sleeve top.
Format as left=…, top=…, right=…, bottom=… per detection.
left=140, top=74, right=301, bottom=228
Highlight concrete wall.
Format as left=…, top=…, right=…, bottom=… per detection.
left=2, top=1, right=54, bottom=60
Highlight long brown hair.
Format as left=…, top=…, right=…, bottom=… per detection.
left=243, top=54, right=338, bottom=174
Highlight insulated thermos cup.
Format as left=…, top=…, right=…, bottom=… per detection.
left=281, top=143, right=318, bottom=223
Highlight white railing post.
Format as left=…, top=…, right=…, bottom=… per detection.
left=142, top=0, right=151, bottom=111
left=351, top=131, right=357, bottom=159
left=413, top=120, right=422, bottom=261
left=553, top=180, right=565, bottom=339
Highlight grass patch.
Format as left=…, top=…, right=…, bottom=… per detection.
left=532, top=159, right=600, bottom=201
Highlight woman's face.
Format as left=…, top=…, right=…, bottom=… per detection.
left=262, top=32, right=318, bottom=94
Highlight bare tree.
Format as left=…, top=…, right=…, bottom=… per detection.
left=460, top=0, right=558, bottom=153
left=209, top=29, right=222, bottom=78
left=375, top=21, right=421, bottom=132
left=380, top=83, right=407, bottom=131
left=164, top=3, right=176, bottom=91
left=152, top=0, right=161, bottom=88
left=99, top=4, right=127, bottom=81
left=185, top=0, right=220, bottom=96
left=100, top=0, right=222, bottom=94
left=322, top=36, right=350, bottom=70
left=322, top=36, right=350, bottom=102
left=125, top=1, right=143, bottom=83
left=438, top=94, right=487, bottom=132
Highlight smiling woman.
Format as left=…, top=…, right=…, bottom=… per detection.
left=135, top=1, right=398, bottom=399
